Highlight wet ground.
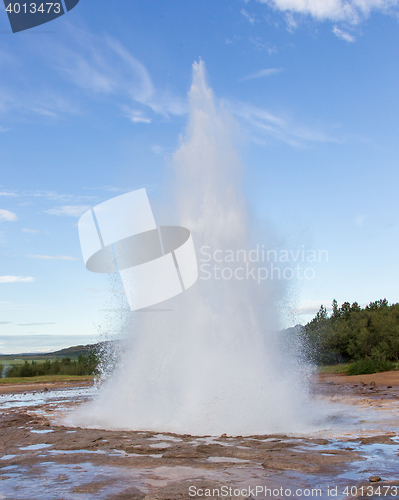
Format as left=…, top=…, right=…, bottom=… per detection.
left=1, top=375, right=399, bottom=500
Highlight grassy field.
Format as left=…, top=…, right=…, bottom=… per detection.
left=0, top=374, right=95, bottom=384
left=318, top=364, right=351, bottom=374
left=318, top=361, right=399, bottom=375
left=0, top=356, right=59, bottom=366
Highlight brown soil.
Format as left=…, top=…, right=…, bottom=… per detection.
left=318, top=371, right=399, bottom=387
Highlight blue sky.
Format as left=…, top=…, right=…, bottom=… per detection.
left=1, top=0, right=399, bottom=353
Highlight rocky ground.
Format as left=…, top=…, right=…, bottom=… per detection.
left=1, top=374, right=399, bottom=500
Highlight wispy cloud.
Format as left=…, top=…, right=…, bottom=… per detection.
left=0, top=191, right=18, bottom=197
left=152, top=145, right=165, bottom=155
left=0, top=334, right=96, bottom=355
left=241, top=8, right=256, bottom=24
left=248, top=37, right=278, bottom=54
left=292, top=300, right=332, bottom=316
left=56, top=32, right=154, bottom=100
left=0, top=209, right=17, bottom=222
left=28, top=255, right=80, bottom=261
left=18, top=322, right=55, bottom=326
left=81, top=185, right=134, bottom=193
left=332, top=26, right=355, bottom=42
left=122, top=107, right=152, bottom=124
left=257, top=0, right=399, bottom=24
left=0, top=83, right=79, bottom=120
left=240, top=68, right=282, bottom=82
left=47, top=26, right=186, bottom=119
left=0, top=276, right=35, bottom=283
left=30, top=190, right=96, bottom=202
left=232, top=101, right=338, bottom=147
left=0, top=27, right=185, bottom=127
left=44, top=205, right=90, bottom=217
left=355, top=215, right=366, bottom=227
left=22, top=228, right=39, bottom=234
left=0, top=189, right=95, bottom=202
left=0, top=322, right=12, bottom=325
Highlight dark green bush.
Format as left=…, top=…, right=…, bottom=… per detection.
left=301, top=299, right=399, bottom=368
left=346, top=359, right=396, bottom=376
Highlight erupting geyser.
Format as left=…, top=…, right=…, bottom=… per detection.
left=68, top=60, right=316, bottom=435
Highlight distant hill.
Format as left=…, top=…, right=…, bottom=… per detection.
left=0, top=342, right=105, bottom=361
left=50, top=343, right=100, bottom=358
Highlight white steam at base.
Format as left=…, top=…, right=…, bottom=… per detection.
left=68, top=60, right=317, bottom=435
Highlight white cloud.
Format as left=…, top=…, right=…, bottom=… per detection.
left=332, top=25, right=356, bottom=41
left=0, top=209, right=17, bottom=221
left=22, top=228, right=39, bottom=234
left=292, top=300, right=332, bottom=315
left=57, top=33, right=154, bottom=101
left=30, top=190, right=95, bottom=202
left=355, top=214, right=366, bottom=226
left=0, top=82, right=79, bottom=120
left=241, top=8, right=256, bottom=23
left=0, top=28, right=185, bottom=126
left=284, top=11, right=298, bottom=30
left=152, top=145, right=165, bottom=155
left=257, top=0, right=399, bottom=24
left=0, top=189, right=95, bottom=203
left=232, top=101, right=338, bottom=146
left=44, top=205, right=90, bottom=217
left=0, top=334, right=96, bottom=355
left=240, top=68, right=282, bottom=81
left=28, top=255, right=80, bottom=261
left=18, top=322, right=55, bottom=326
left=48, top=27, right=186, bottom=118
left=0, top=276, right=35, bottom=283
left=248, top=37, right=278, bottom=54
left=0, top=191, right=17, bottom=197
left=81, top=185, right=134, bottom=193
left=122, top=107, right=152, bottom=124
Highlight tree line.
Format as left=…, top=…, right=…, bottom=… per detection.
left=3, top=352, right=99, bottom=378
left=300, top=299, right=399, bottom=373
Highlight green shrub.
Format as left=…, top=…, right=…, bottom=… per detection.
left=5, top=352, right=99, bottom=378
left=302, top=299, right=399, bottom=365
left=346, top=358, right=396, bottom=376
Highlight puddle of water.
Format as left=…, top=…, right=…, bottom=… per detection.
left=31, top=429, right=54, bottom=434
left=148, top=433, right=183, bottom=442
left=149, top=442, right=171, bottom=448
left=19, top=444, right=52, bottom=451
left=299, top=437, right=399, bottom=484
left=207, top=456, right=250, bottom=463
left=305, top=395, right=399, bottom=439
left=0, top=386, right=96, bottom=411
left=1, top=454, right=17, bottom=460
left=49, top=449, right=107, bottom=455
left=193, top=436, right=236, bottom=446
left=0, top=461, right=148, bottom=500
left=348, top=442, right=399, bottom=478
